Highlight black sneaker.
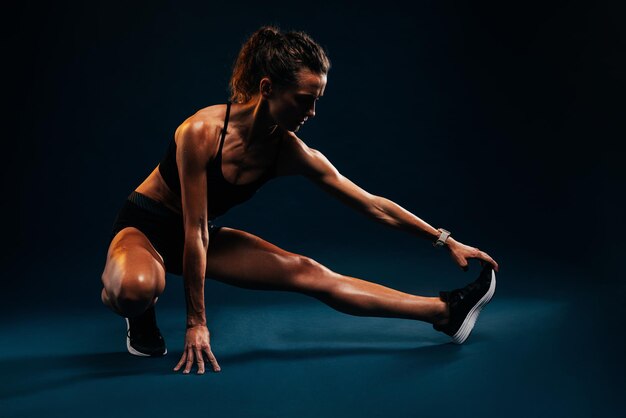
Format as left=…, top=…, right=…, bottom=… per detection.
left=433, top=265, right=496, bottom=344
left=125, top=305, right=167, bottom=356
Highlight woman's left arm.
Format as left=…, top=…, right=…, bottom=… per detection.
left=281, top=135, right=499, bottom=272
left=371, top=196, right=499, bottom=272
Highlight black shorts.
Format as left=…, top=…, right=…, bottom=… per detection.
left=108, top=191, right=222, bottom=275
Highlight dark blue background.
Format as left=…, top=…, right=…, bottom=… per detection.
left=4, top=0, right=623, bottom=309
left=2, top=1, right=624, bottom=417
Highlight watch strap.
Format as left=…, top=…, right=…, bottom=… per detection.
left=433, top=228, right=451, bottom=247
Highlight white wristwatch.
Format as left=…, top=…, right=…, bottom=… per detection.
left=433, top=228, right=451, bottom=248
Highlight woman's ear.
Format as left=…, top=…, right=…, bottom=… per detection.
left=259, top=77, right=273, bottom=98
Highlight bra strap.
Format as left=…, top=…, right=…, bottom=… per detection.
left=217, top=101, right=231, bottom=155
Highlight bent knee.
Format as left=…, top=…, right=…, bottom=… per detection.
left=120, top=272, right=161, bottom=301
left=103, top=269, right=164, bottom=317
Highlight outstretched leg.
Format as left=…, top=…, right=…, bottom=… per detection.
left=205, top=227, right=449, bottom=326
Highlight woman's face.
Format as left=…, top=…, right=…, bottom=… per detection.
left=268, top=68, right=327, bottom=132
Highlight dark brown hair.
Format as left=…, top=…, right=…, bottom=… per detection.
left=229, top=25, right=331, bottom=103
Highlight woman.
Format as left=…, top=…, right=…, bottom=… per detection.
left=101, top=25, right=500, bottom=375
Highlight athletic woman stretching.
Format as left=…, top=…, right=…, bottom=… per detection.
left=101, top=25, right=500, bottom=375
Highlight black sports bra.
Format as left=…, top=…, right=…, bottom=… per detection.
left=157, top=101, right=281, bottom=219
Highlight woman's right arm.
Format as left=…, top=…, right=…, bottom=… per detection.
left=172, top=120, right=221, bottom=374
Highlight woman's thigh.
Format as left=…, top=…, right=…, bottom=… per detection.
left=205, top=227, right=335, bottom=294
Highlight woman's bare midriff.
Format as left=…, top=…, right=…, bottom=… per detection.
left=134, top=166, right=184, bottom=215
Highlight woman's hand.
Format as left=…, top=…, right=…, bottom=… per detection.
left=446, top=238, right=499, bottom=273
left=173, top=324, right=221, bottom=374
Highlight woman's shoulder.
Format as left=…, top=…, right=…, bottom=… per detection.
left=176, top=103, right=229, bottom=139
left=173, top=103, right=229, bottom=161
left=279, top=130, right=310, bottom=153
left=178, top=103, right=228, bottom=133
left=191, top=102, right=229, bottom=122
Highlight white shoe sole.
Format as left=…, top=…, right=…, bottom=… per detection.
left=451, top=269, right=496, bottom=344
left=125, top=318, right=168, bottom=357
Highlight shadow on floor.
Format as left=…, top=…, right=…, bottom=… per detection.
left=0, top=339, right=464, bottom=400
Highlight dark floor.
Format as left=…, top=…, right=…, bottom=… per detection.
left=1, top=251, right=623, bottom=418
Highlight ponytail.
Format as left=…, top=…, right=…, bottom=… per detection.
left=229, top=25, right=331, bottom=103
